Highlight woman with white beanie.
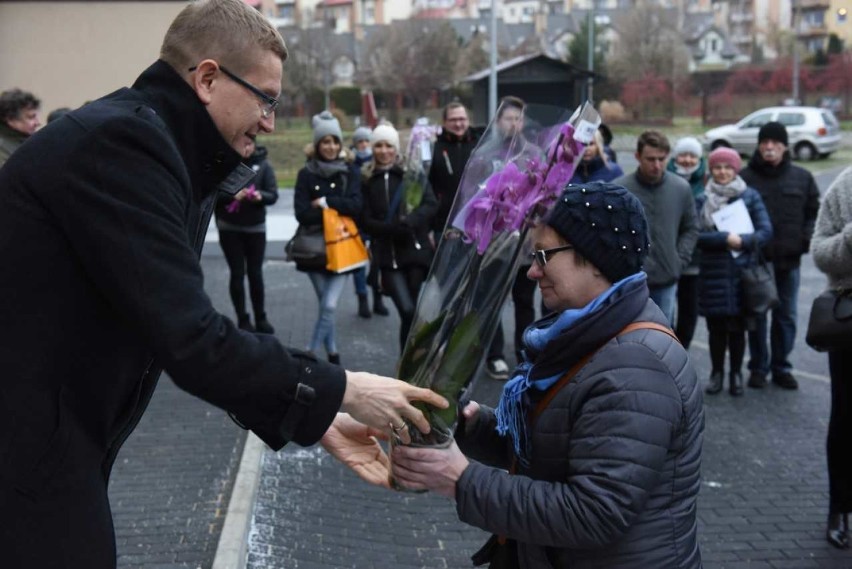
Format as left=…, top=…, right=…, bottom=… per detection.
left=668, top=136, right=708, bottom=349
left=360, top=122, right=437, bottom=351
left=293, top=110, right=363, bottom=364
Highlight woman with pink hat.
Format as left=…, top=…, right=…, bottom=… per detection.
left=695, top=147, right=773, bottom=396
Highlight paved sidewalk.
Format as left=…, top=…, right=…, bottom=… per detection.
left=239, top=257, right=851, bottom=569
left=107, top=164, right=852, bottom=568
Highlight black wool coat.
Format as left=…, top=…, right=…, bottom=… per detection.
left=0, top=60, right=345, bottom=568
left=361, top=163, right=437, bottom=270
left=292, top=152, right=363, bottom=273
left=740, top=152, right=820, bottom=271
left=214, top=145, right=279, bottom=228
left=428, top=127, right=479, bottom=233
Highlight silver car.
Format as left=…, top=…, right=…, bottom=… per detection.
left=703, top=106, right=842, bottom=161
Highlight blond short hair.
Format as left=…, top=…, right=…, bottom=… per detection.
left=160, top=0, right=287, bottom=74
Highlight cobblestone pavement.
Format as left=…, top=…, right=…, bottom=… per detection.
left=107, top=163, right=852, bottom=569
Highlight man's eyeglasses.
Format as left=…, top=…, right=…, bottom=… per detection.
left=188, top=65, right=279, bottom=119
left=530, top=245, right=574, bottom=267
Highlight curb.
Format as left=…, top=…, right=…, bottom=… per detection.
left=212, top=433, right=265, bottom=569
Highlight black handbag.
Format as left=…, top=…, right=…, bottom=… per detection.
left=740, top=251, right=779, bottom=316
left=805, top=289, right=852, bottom=352
left=284, top=224, right=326, bottom=270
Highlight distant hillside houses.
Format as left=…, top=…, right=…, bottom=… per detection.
left=255, top=0, right=847, bottom=87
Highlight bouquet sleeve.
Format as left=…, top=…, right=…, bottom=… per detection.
left=391, top=102, right=601, bottom=457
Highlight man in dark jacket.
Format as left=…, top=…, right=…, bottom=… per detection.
left=429, top=101, right=479, bottom=236
left=392, top=182, right=704, bottom=569
left=740, top=121, right=820, bottom=390
left=0, top=87, right=41, bottom=167
left=0, top=1, right=445, bottom=566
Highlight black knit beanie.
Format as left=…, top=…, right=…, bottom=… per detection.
left=545, top=182, right=650, bottom=283
left=758, top=121, right=788, bottom=146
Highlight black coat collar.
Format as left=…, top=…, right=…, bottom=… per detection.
left=131, top=60, right=254, bottom=196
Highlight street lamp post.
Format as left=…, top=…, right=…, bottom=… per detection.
left=489, top=0, right=498, bottom=120
left=587, top=5, right=595, bottom=103
left=792, top=0, right=800, bottom=103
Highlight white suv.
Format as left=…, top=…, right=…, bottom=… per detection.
left=703, top=106, right=842, bottom=161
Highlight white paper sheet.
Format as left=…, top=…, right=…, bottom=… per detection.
left=711, top=199, right=753, bottom=258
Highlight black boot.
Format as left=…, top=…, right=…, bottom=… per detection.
left=237, top=314, right=255, bottom=332
left=328, top=353, right=341, bottom=365
left=729, top=371, right=744, bottom=396
left=255, top=313, right=275, bottom=334
left=357, top=293, right=371, bottom=318
left=373, top=290, right=389, bottom=316
left=705, top=371, right=723, bottom=395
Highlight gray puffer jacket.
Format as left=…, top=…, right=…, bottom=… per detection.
left=456, top=297, right=704, bottom=568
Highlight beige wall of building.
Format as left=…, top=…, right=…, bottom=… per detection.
left=827, top=0, right=852, bottom=46
left=0, top=2, right=187, bottom=119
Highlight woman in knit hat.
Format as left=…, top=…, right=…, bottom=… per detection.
left=360, top=122, right=437, bottom=351
left=695, top=147, right=773, bottom=396
left=392, top=182, right=704, bottom=568
left=569, top=129, right=624, bottom=185
left=292, top=110, right=363, bottom=364
left=667, top=136, right=708, bottom=350
left=214, top=139, right=279, bottom=334
left=347, top=125, right=384, bottom=318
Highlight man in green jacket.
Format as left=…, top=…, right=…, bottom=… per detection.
left=616, top=131, right=698, bottom=325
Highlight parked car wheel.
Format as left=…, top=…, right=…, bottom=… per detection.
left=795, top=142, right=817, bottom=161
left=710, top=140, right=730, bottom=150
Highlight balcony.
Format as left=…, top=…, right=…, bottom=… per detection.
left=797, top=23, right=829, bottom=37
left=795, top=0, right=830, bottom=9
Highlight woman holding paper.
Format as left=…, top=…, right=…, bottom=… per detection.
left=695, top=147, right=773, bottom=396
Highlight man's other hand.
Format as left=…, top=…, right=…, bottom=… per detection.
left=321, top=413, right=390, bottom=488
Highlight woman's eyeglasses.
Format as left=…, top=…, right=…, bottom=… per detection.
left=530, top=245, right=574, bottom=267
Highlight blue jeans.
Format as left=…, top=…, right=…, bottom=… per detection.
left=353, top=265, right=368, bottom=295
left=649, top=283, right=677, bottom=327
left=748, top=266, right=800, bottom=377
left=307, top=271, right=347, bottom=354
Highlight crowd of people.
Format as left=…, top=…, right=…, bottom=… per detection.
left=1, top=0, right=849, bottom=564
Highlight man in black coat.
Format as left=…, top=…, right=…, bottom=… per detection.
left=428, top=101, right=479, bottom=236
left=0, top=1, right=444, bottom=566
left=740, top=121, right=820, bottom=390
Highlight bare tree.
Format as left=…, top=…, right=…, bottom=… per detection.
left=360, top=20, right=460, bottom=112
left=282, top=24, right=344, bottom=116
left=608, top=2, right=690, bottom=84
left=454, top=31, right=491, bottom=80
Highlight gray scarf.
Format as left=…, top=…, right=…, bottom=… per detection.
left=306, top=158, right=349, bottom=179
left=701, top=175, right=748, bottom=230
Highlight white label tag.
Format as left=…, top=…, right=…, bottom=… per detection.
left=420, top=139, right=432, bottom=162
left=574, top=119, right=598, bottom=144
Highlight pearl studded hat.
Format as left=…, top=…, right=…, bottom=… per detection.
left=545, top=181, right=650, bottom=283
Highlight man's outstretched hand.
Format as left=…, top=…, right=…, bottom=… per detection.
left=321, top=413, right=390, bottom=488
left=341, top=371, right=449, bottom=444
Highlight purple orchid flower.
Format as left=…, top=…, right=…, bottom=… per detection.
left=461, top=122, right=584, bottom=254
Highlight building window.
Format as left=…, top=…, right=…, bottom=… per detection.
left=277, top=4, right=293, bottom=19
left=711, top=38, right=718, bottom=52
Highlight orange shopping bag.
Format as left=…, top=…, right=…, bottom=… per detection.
left=323, top=207, right=369, bottom=273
